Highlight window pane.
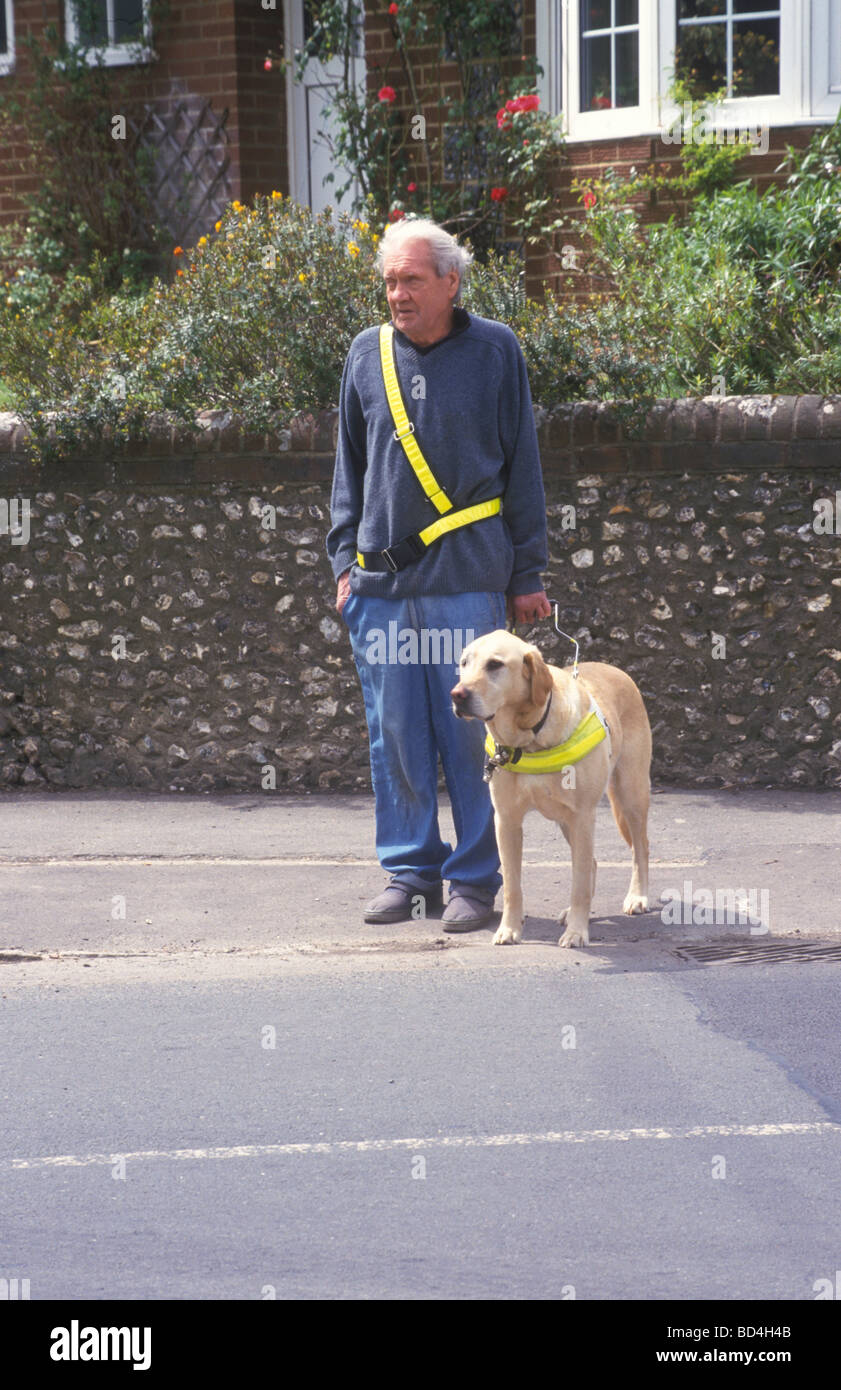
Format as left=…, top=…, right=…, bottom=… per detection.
left=733, top=18, right=780, bottom=95
left=679, top=1, right=725, bottom=16
left=676, top=21, right=727, bottom=96
left=615, top=0, right=639, bottom=26
left=581, top=33, right=612, bottom=109
left=0, top=3, right=7, bottom=55
left=615, top=29, right=639, bottom=106
left=113, top=0, right=145, bottom=44
left=733, top=1, right=779, bottom=12
left=581, top=1, right=611, bottom=32
left=77, top=0, right=109, bottom=46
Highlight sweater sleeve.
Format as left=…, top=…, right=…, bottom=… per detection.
left=499, top=334, right=548, bottom=596
left=326, top=347, right=367, bottom=581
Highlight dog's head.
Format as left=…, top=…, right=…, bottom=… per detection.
left=450, top=629, right=554, bottom=729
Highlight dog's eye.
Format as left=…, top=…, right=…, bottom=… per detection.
left=485, top=659, right=503, bottom=672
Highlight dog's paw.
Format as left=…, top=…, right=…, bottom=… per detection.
left=623, top=893, right=649, bottom=915
left=559, top=906, right=594, bottom=926
left=493, top=923, right=521, bottom=946
left=558, top=926, right=589, bottom=949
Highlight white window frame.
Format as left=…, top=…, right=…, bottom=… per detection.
left=0, top=0, right=14, bottom=77
left=64, top=0, right=155, bottom=68
left=659, top=0, right=798, bottom=138
left=537, top=1, right=841, bottom=142
left=574, top=1, right=657, bottom=140
left=812, top=0, right=841, bottom=114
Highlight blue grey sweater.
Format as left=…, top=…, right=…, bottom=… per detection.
left=326, top=308, right=548, bottom=597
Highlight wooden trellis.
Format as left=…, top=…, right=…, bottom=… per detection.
left=129, top=96, right=232, bottom=246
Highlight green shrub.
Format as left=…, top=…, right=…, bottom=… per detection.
left=4, top=110, right=841, bottom=466
left=568, top=111, right=841, bottom=396
left=1, top=196, right=390, bottom=462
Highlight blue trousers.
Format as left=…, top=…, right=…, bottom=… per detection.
left=342, top=590, right=507, bottom=901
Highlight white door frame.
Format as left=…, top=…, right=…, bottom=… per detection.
left=284, top=0, right=367, bottom=216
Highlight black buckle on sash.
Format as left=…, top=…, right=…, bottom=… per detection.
left=378, top=533, right=426, bottom=573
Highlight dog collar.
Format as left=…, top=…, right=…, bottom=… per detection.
left=484, top=698, right=610, bottom=779
left=530, top=691, right=552, bottom=737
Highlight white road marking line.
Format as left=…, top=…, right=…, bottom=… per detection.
left=4, top=1122, right=838, bottom=1171
left=0, top=857, right=706, bottom=869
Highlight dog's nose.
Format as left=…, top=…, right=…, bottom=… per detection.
left=451, top=684, right=466, bottom=704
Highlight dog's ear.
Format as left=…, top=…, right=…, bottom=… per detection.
left=516, top=646, right=554, bottom=729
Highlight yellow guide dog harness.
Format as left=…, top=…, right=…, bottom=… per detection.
left=355, top=324, right=502, bottom=573
left=482, top=607, right=611, bottom=779
left=484, top=696, right=610, bottom=779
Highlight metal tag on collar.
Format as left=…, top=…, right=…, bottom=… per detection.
left=484, top=743, right=519, bottom=782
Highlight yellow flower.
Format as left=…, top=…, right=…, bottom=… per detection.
left=352, top=219, right=369, bottom=233
left=198, top=236, right=207, bottom=246
left=372, top=233, right=380, bottom=244
left=272, top=191, right=283, bottom=200
left=298, top=272, right=307, bottom=283
left=215, top=221, right=222, bottom=232
left=232, top=201, right=243, bottom=212
left=347, top=243, right=360, bottom=257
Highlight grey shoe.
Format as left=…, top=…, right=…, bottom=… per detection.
left=364, top=880, right=442, bottom=924
left=441, top=892, right=496, bottom=932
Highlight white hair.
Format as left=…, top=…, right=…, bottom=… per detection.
left=374, top=216, right=474, bottom=296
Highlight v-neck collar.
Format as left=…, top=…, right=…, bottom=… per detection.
left=392, top=306, right=470, bottom=356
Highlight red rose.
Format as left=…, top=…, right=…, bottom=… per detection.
left=378, top=86, right=396, bottom=104
left=490, top=187, right=508, bottom=202
left=496, top=107, right=511, bottom=130
left=505, top=93, right=540, bottom=115
left=389, top=2, right=398, bottom=13
left=583, top=190, right=597, bottom=210
left=264, top=58, right=272, bottom=71
left=407, top=182, right=417, bottom=193
left=388, top=208, right=405, bottom=221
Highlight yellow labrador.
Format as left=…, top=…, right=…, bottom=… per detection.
left=450, top=631, right=651, bottom=948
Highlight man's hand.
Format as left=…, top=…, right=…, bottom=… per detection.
left=336, top=569, right=352, bottom=614
left=507, top=590, right=552, bottom=627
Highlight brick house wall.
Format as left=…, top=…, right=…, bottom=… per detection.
left=0, top=2, right=832, bottom=303
left=537, top=123, right=815, bottom=303
left=360, top=1, right=824, bottom=302
left=0, top=1, right=287, bottom=237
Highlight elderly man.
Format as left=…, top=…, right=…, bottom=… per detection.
left=327, top=216, right=550, bottom=929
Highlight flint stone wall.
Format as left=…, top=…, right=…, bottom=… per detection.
left=0, top=395, right=839, bottom=793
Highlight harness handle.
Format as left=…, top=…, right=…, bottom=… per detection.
left=505, top=600, right=578, bottom=681
left=549, top=600, right=580, bottom=680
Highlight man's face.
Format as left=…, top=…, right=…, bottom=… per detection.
left=382, top=238, right=460, bottom=345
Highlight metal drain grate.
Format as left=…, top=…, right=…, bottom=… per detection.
left=676, top=940, right=841, bottom=966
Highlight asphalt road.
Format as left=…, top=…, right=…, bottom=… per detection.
left=1, top=787, right=840, bottom=1302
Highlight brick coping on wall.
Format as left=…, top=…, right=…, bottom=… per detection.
left=1, top=396, right=840, bottom=485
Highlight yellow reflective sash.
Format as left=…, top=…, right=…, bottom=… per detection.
left=355, top=323, right=503, bottom=572
left=356, top=497, right=502, bottom=569
left=485, top=707, right=608, bottom=775
left=379, top=324, right=453, bottom=514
